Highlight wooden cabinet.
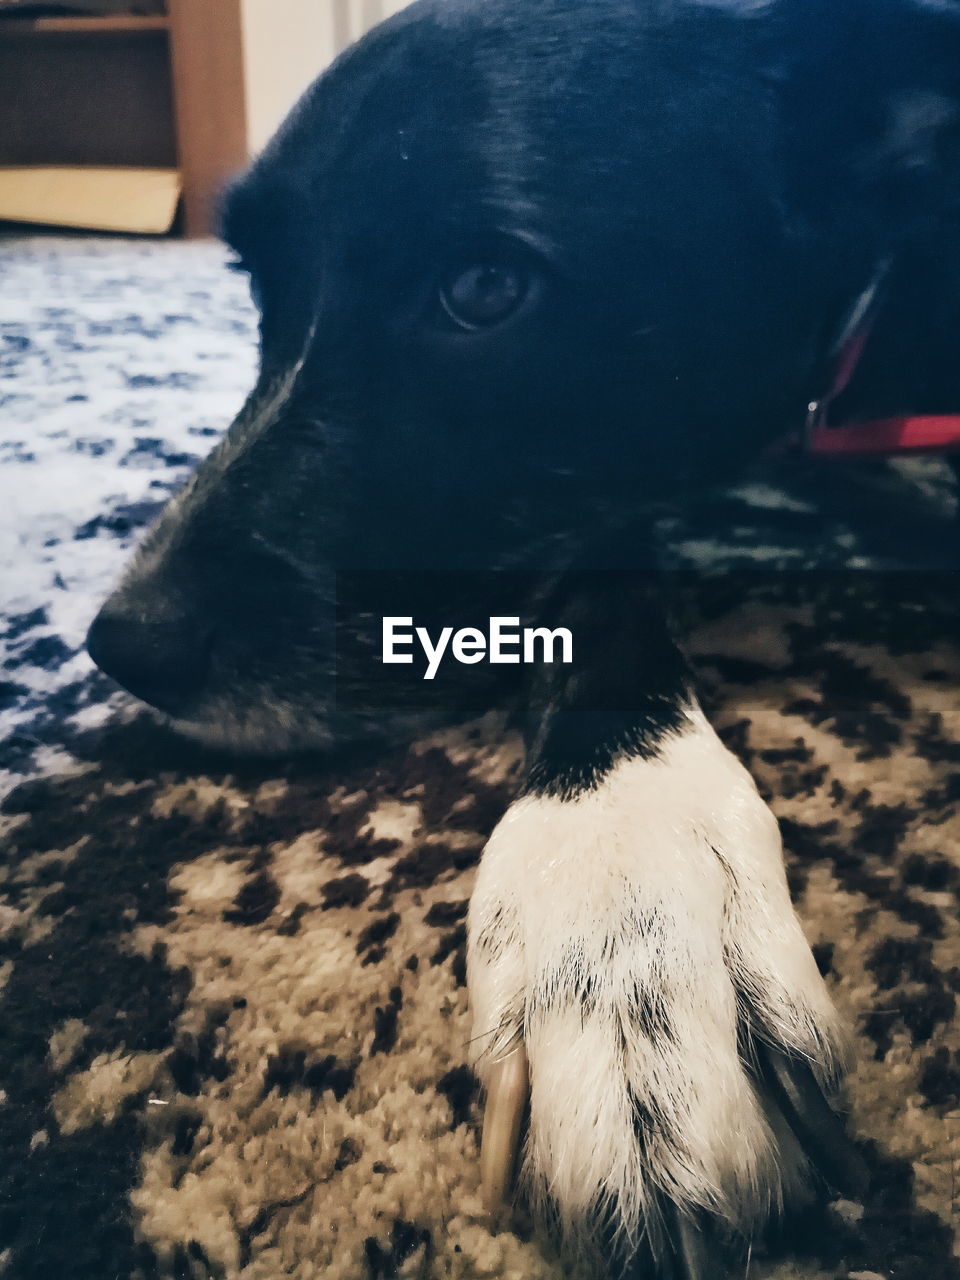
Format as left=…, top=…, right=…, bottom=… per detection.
left=0, top=0, right=408, bottom=236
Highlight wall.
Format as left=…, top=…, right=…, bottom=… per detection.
left=240, top=0, right=411, bottom=156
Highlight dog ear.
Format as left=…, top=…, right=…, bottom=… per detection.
left=757, top=0, right=960, bottom=233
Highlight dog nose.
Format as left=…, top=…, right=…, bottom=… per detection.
left=86, top=608, right=212, bottom=716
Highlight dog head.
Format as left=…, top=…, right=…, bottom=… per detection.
left=87, top=0, right=960, bottom=752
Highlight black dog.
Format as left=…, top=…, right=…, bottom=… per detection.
left=87, top=0, right=960, bottom=1274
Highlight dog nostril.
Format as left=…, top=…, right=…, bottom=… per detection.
left=86, top=609, right=212, bottom=717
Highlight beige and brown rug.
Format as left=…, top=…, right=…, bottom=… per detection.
left=2, top=573, right=959, bottom=1280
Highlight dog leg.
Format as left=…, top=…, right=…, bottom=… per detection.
left=467, top=577, right=866, bottom=1276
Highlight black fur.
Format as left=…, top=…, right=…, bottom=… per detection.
left=88, top=0, right=960, bottom=756
left=86, top=1, right=960, bottom=1271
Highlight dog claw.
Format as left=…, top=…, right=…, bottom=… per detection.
left=757, top=1042, right=869, bottom=1199
left=614, top=1204, right=725, bottom=1280
left=665, top=1204, right=725, bottom=1280
left=479, top=1044, right=529, bottom=1213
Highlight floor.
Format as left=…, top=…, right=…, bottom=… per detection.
left=1, top=233, right=959, bottom=1280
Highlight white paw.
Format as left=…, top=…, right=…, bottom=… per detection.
left=468, top=705, right=853, bottom=1263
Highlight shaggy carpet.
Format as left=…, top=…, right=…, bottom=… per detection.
left=1, top=234, right=960, bottom=1280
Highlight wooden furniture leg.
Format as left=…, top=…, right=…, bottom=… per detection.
left=167, top=0, right=248, bottom=238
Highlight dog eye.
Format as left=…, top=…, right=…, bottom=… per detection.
left=439, top=263, right=527, bottom=329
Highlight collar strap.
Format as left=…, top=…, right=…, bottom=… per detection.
left=805, top=264, right=960, bottom=457
left=807, top=412, right=960, bottom=456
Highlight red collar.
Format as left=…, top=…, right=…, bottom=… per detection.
left=804, top=270, right=960, bottom=457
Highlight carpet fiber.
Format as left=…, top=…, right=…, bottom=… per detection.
left=2, top=235, right=960, bottom=1280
